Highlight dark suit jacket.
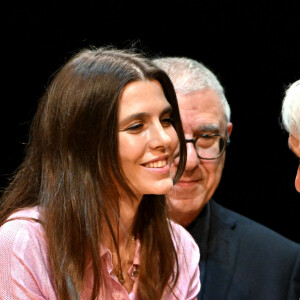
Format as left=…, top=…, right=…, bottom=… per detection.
left=186, top=200, right=300, bottom=300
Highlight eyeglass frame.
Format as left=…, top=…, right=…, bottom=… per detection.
left=185, top=132, right=230, bottom=160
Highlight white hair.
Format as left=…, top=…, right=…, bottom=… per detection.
left=281, top=79, right=300, bottom=137
left=153, top=56, right=231, bottom=122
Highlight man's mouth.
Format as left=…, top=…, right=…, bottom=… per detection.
left=176, top=179, right=202, bottom=186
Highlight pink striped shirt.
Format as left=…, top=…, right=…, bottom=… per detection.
left=0, top=207, right=200, bottom=299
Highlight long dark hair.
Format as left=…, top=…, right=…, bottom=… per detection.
left=0, top=47, right=187, bottom=299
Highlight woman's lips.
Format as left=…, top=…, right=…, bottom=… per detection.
left=142, top=158, right=170, bottom=174
left=144, top=159, right=167, bottom=168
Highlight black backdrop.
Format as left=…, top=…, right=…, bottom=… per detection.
left=1, top=1, right=300, bottom=242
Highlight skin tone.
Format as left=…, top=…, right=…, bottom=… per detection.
left=108, top=79, right=178, bottom=291
left=168, top=89, right=233, bottom=227
left=288, top=134, right=300, bottom=192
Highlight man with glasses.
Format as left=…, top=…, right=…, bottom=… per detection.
left=154, top=57, right=300, bottom=300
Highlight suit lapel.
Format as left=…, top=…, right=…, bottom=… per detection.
left=188, top=200, right=240, bottom=300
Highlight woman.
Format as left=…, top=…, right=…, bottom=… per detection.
left=0, top=47, right=200, bottom=299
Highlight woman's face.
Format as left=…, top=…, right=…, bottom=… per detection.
left=118, top=80, right=179, bottom=199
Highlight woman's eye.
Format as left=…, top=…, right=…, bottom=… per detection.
left=126, top=123, right=143, bottom=131
left=161, top=117, right=174, bottom=127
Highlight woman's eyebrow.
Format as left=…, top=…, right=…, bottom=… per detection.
left=160, top=105, right=173, bottom=117
left=119, top=112, right=149, bottom=125
left=120, top=105, right=173, bottom=125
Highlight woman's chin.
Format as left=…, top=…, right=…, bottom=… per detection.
left=143, top=178, right=174, bottom=196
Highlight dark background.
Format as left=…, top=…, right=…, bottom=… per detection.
left=1, top=1, right=300, bottom=242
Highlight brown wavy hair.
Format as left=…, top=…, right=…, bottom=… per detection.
left=0, top=47, right=187, bottom=299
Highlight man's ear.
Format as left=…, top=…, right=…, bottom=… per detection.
left=227, top=122, right=233, bottom=137
left=295, top=165, right=300, bottom=193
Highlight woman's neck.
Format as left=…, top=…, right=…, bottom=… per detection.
left=104, top=193, right=142, bottom=251
left=102, top=194, right=141, bottom=291
left=119, top=195, right=140, bottom=233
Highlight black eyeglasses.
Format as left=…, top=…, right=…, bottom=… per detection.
left=185, top=133, right=230, bottom=160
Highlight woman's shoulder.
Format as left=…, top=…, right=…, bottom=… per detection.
left=7, top=206, right=41, bottom=220
left=0, top=206, right=44, bottom=250
left=0, top=207, right=55, bottom=299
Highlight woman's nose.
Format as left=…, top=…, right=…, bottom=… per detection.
left=148, top=123, right=172, bottom=150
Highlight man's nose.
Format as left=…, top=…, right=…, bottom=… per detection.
left=185, top=142, right=200, bottom=170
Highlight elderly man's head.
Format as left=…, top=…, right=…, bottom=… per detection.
left=154, top=57, right=232, bottom=226
left=281, top=79, right=300, bottom=192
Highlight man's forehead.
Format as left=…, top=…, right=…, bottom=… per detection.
left=178, top=89, right=226, bottom=116
left=177, top=90, right=228, bottom=133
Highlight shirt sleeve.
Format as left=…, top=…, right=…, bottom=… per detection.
left=0, top=218, right=56, bottom=300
